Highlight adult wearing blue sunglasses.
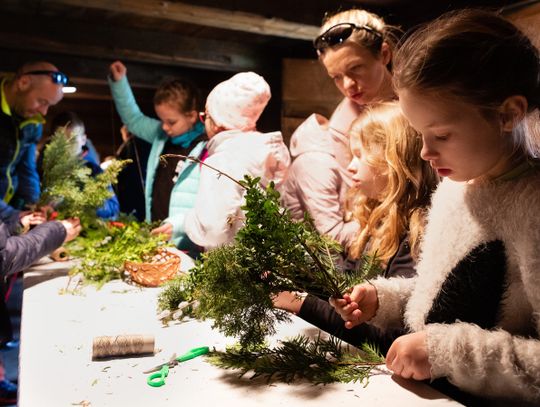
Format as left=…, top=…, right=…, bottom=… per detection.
left=0, top=61, right=66, bottom=218
left=0, top=61, right=69, bottom=404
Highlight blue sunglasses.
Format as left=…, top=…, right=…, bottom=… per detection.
left=21, top=70, right=69, bottom=86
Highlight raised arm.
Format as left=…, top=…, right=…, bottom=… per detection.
left=108, top=61, right=162, bottom=144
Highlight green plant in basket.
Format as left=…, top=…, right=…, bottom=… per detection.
left=67, top=217, right=172, bottom=287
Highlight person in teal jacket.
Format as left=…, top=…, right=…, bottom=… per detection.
left=108, top=61, right=206, bottom=257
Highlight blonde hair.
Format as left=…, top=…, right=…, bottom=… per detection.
left=319, top=9, right=399, bottom=59
left=348, top=102, right=439, bottom=263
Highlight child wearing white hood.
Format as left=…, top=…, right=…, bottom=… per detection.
left=184, top=72, right=290, bottom=249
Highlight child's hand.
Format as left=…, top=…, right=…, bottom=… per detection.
left=272, top=291, right=305, bottom=314
left=120, top=125, right=132, bottom=142
left=329, top=283, right=378, bottom=328
left=19, top=211, right=46, bottom=229
left=151, top=223, right=173, bottom=240
left=61, top=218, right=82, bottom=243
left=386, top=331, right=431, bottom=380
left=110, top=61, right=127, bottom=82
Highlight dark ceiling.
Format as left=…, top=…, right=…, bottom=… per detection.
left=0, top=0, right=534, bottom=156
left=0, top=0, right=531, bottom=80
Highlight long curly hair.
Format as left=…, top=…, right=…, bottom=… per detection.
left=348, top=102, right=439, bottom=263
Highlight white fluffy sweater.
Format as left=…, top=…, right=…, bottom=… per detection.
left=369, top=169, right=540, bottom=402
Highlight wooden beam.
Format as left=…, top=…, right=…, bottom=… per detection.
left=50, top=0, right=319, bottom=40
left=0, top=12, right=269, bottom=72
left=502, top=0, right=540, bottom=17
left=0, top=47, right=232, bottom=96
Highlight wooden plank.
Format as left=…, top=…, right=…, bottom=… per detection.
left=0, top=12, right=268, bottom=72
left=503, top=1, right=540, bottom=18
left=48, top=0, right=319, bottom=40
left=282, top=59, right=342, bottom=104
left=506, top=2, right=540, bottom=49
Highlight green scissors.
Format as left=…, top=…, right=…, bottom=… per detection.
left=144, top=346, right=209, bottom=387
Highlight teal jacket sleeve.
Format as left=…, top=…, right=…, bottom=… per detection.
left=108, top=75, right=162, bottom=144
left=165, top=212, right=186, bottom=247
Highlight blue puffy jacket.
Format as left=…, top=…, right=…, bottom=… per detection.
left=82, top=155, right=120, bottom=220
left=0, top=77, right=43, bottom=209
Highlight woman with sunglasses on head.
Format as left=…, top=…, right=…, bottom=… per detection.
left=108, top=61, right=206, bottom=258
left=281, top=9, right=398, bottom=257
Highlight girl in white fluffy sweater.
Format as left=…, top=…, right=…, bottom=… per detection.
left=331, top=9, right=540, bottom=404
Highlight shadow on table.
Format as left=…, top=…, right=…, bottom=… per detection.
left=213, top=368, right=342, bottom=401
left=391, top=375, right=460, bottom=402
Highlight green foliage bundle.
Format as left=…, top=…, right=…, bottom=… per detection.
left=39, top=126, right=129, bottom=224
left=67, top=218, right=171, bottom=287
left=159, top=175, right=382, bottom=349
left=207, top=335, right=384, bottom=384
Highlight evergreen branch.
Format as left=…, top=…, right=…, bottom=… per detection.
left=39, top=126, right=130, bottom=223
left=206, top=334, right=385, bottom=385
left=159, top=175, right=383, bottom=349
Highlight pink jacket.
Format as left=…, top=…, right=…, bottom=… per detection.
left=184, top=129, right=290, bottom=249
left=280, top=102, right=360, bottom=252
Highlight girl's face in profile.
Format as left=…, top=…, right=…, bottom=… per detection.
left=347, top=136, right=387, bottom=199
left=399, top=89, right=513, bottom=183
left=155, top=102, right=197, bottom=138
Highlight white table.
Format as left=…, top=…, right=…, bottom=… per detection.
left=19, top=267, right=462, bottom=406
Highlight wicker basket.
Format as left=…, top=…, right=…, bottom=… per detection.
left=124, top=249, right=181, bottom=287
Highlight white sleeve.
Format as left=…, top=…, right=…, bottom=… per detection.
left=184, top=158, right=244, bottom=248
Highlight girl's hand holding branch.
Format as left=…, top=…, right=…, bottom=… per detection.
left=329, top=283, right=378, bottom=329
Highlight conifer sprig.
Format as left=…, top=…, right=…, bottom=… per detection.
left=39, top=126, right=130, bottom=223
left=157, top=158, right=383, bottom=348
left=189, top=176, right=381, bottom=349
left=206, top=335, right=384, bottom=384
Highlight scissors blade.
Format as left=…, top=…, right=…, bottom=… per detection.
left=142, top=353, right=177, bottom=374
left=142, top=363, right=167, bottom=374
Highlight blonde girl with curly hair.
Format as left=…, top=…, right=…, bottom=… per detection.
left=275, top=101, right=438, bottom=352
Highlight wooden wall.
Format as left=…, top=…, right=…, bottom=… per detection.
left=507, top=2, right=540, bottom=49
left=281, top=58, right=342, bottom=145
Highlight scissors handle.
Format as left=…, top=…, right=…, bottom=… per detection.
left=147, top=364, right=169, bottom=387
left=146, top=346, right=209, bottom=388
left=176, top=346, right=209, bottom=363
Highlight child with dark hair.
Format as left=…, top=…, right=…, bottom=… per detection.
left=332, top=9, right=540, bottom=404
left=109, top=61, right=206, bottom=257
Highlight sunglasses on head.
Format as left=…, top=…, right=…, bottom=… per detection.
left=20, top=70, right=69, bottom=86
left=313, top=23, right=383, bottom=53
